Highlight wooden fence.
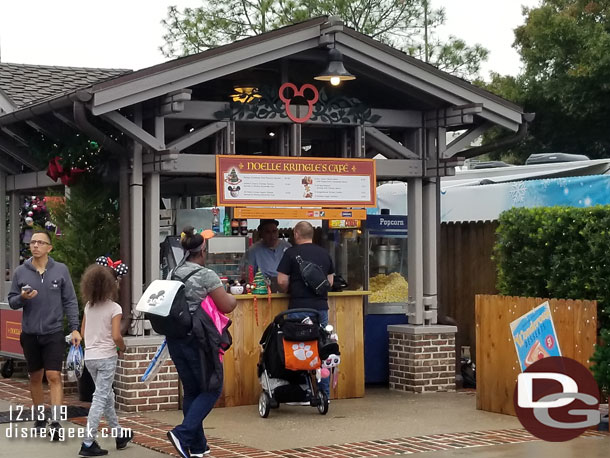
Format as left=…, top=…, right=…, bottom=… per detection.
left=440, top=221, right=498, bottom=360
left=475, top=294, right=598, bottom=416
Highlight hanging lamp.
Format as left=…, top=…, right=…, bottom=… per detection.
left=314, top=47, right=356, bottom=86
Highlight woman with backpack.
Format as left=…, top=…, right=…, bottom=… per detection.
left=166, top=226, right=237, bottom=458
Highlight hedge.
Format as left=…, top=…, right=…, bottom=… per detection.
left=494, top=205, right=610, bottom=395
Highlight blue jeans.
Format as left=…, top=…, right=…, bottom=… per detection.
left=84, top=356, right=121, bottom=446
left=287, top=310, right=330, bottom=398
left=167, top=337, right=222, bottom=454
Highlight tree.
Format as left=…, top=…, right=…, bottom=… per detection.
left=160, top=0, right=488, bottom=80
left=481, top=0, right=610, bottom=162
left=46, top=176, right=120, bottom=307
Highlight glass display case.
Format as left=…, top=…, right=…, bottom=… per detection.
left=364, top=214, right=409, bottom=312
left=325, top=220, right=365, bottom=292
left=205, top=236, right=248, bottom=282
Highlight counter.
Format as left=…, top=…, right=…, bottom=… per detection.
left=219, top=291, right=368, bottom=406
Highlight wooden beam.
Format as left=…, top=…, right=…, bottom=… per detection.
left=142, top=153, right=424, bottom=178
left=5, top=171, right=58, bottom=191
left=376, top=159, right=422, bottom=177
left=365, top=126, right=419, bottom=159
left=425, top=104, right=483, bottom=128
left=166, top=100, right=423, bottom=128
left=0, top=134, right=41, bottom=171
left=166, top=121, right=227, bottom=152
left=1, top=126, right=30, bottom=147
left=443, top=122, right=492, bottom=158
left=102, top=111, right=166, bottom=151
left=0, top=154, right=21, bottom=174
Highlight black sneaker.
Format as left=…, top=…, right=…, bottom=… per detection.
left=79, top=441, right=109, bottom=457
left=115, top=429, right=133, bottom=450
left=33, top=419, right=47, bottom=433
left=49, top=421, right=63, bottom=442
left=167, top=430, right=189, bottom=458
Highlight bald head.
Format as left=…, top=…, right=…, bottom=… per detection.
left=293, top=221, right=314, bottom=244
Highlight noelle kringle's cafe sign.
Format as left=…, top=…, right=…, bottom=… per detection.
left=216, top=155, right=376, bottom=207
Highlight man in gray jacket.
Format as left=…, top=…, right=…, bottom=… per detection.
left=8, top=230, right=81, bottom=440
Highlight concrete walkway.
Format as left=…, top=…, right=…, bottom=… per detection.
left=146, top=387, right=519, bottom=450
left=0, top=378, right=608, bottom=457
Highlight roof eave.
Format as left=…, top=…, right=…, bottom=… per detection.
left=338, top=29, right=523, bottom=131
left=89, top=18, right=330, bottom=115
left=0, top=89, right=92, bottom=127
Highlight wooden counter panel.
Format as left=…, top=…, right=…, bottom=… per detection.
left=218, top=295, right=364, bottom=407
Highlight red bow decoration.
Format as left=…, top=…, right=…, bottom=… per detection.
left=106, top=257, right=123, bottom=269
left=46, top=156, right=86, bottom=187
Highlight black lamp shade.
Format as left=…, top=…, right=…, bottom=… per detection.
left=314, top=48, right=356, bottom=82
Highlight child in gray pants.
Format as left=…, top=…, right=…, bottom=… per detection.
left=79, top=263, right=132, bottom=456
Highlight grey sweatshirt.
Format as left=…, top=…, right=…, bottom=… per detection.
left=8, top=257, right=80, bottom=335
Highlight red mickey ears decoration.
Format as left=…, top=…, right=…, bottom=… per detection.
left=95, top=256, right=129, bottom=278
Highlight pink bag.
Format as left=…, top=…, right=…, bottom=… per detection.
left=201, top=295, right=230, bottom=362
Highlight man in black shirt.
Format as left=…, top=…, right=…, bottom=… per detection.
left=277, top=221, right=334, bottom=397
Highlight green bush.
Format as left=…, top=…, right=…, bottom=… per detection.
left=494, top=205, right=610, bottom=394
left=47, top=176, right=120, bottom=309
left=590, top=329, right=610, bottom=401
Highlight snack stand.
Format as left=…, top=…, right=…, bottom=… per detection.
left=213, top=154, right=374, bottom=405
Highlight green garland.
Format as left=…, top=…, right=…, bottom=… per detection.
left=30, top=133, right=104, bottom=170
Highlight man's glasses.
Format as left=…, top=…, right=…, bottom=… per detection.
left=29, top=240, right=51, bottom=246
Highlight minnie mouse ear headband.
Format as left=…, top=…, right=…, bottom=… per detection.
left=95, top=256, right=129, bottom=278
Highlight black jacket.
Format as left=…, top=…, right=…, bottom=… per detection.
left=190, top=306, right=232, bottom=392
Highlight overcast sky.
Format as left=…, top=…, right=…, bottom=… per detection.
left=0, top=0, right=540, bottom=79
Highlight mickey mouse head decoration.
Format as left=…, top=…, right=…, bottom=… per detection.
left=96, top=256, right=129, bottom=278
left=279, top=83, right=319, bottom=123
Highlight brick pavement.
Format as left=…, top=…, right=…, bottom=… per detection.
left=1, top=378, right=607, bottom=457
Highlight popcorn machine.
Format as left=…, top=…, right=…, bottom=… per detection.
left=364, top=214, right=409, bottom=313
left=363, top=213, right=409, bottom=383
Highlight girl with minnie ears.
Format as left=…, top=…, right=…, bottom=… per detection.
left=79, top=261, right=132, bottom=456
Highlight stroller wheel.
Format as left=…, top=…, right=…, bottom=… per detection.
left=259, top=392, right=271, bottom=418
left=317, top=391, right=329, bottom=415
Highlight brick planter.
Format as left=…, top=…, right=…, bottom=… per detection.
left=114, top=336, right=179, bottom=413
left=388, top=324, right=457, bottom=393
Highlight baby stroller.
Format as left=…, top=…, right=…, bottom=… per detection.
left=257, top=308, right=340, bottom=418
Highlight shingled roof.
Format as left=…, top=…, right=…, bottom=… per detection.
left=0, top=62, right=131, bottom=108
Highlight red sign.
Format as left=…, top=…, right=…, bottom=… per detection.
left=216, top=155, right=376, bottom=208
left=0, top=308, right=23, bottom=357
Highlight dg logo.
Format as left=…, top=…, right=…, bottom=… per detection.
left=514, top=356, right=601, bottom=442
left=278, top=83, right=319, bottom=123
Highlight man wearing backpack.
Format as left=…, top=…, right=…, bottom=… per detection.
left=277, top=221, right=334, bottom=397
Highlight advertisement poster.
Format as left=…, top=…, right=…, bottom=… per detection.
left=0, top=306, right=23, bottom=357
left=216, top=155, right=376, bottom=207
left=510, top=301, right=561, bottom=372
left=233, top=207, right=367, bottom=221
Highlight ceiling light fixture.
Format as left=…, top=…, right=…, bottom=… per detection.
left=314, top=47, right=356, bottom=86
left=230, top=86, right=262, bottom=103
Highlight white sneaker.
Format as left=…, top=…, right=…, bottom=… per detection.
left=190, top=446, right=211, bottom=457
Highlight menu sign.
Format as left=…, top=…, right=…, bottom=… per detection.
left=216, top=155, right=376, bottom=207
